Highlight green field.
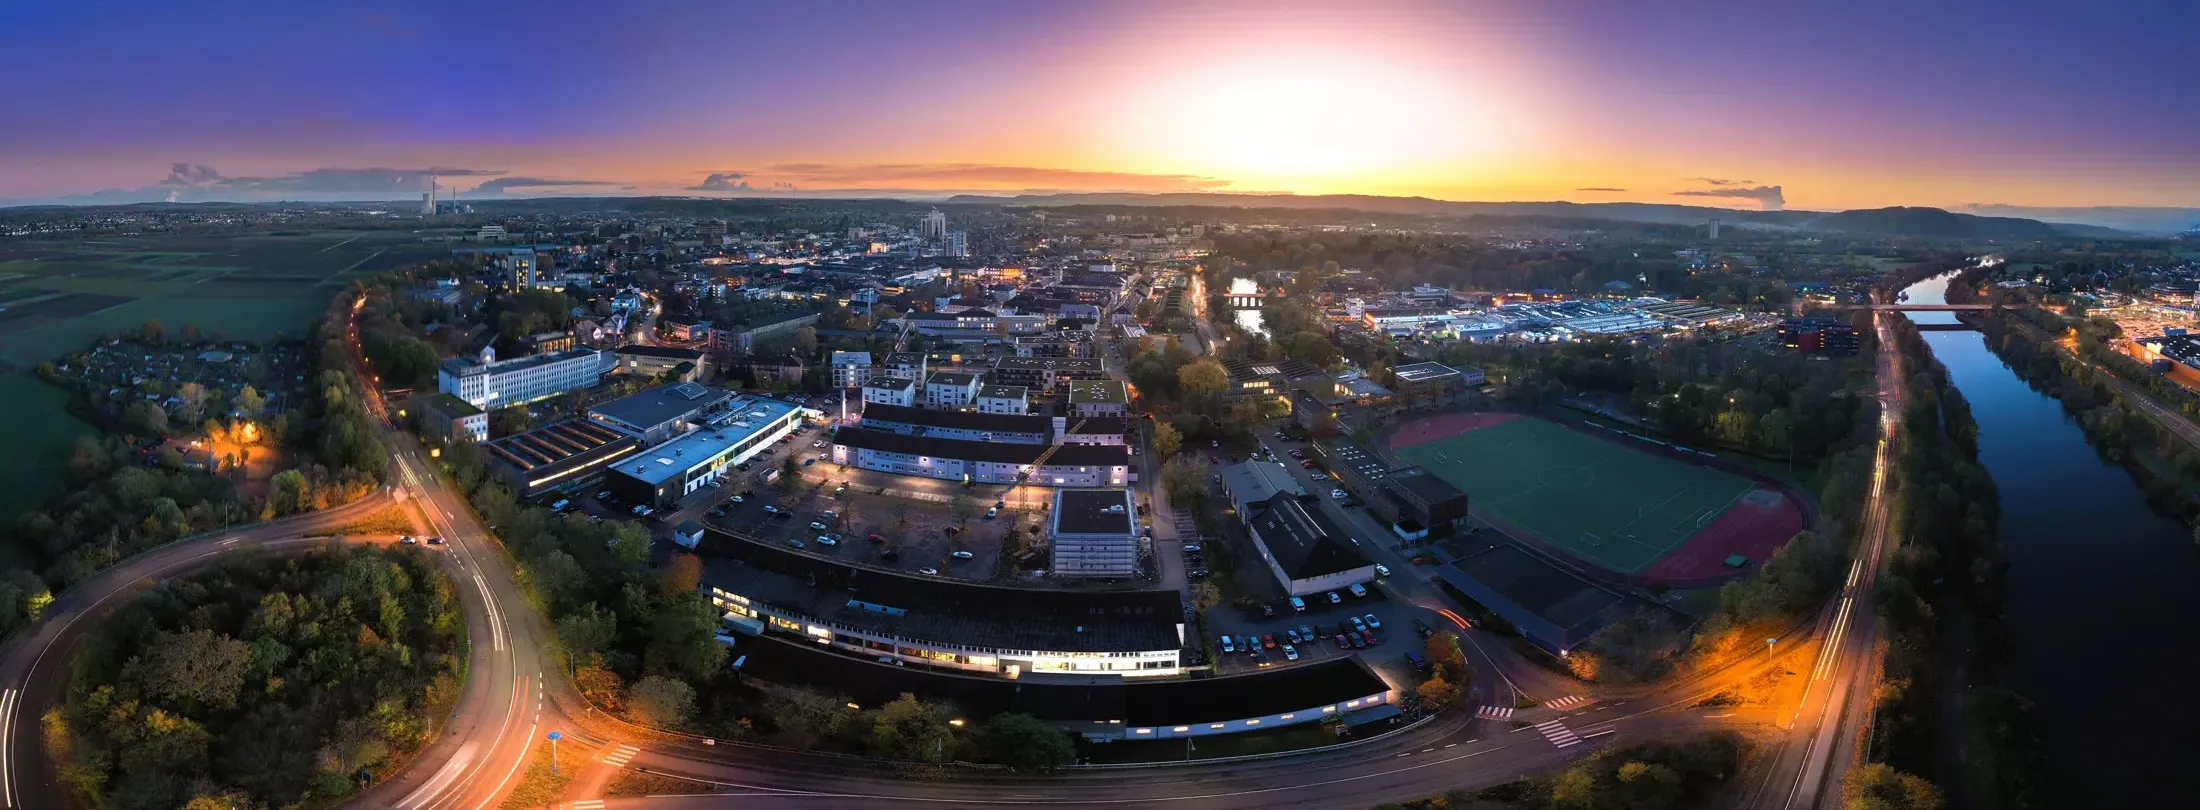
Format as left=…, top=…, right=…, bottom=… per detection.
left=0, top=230, right=441, bottom=369
left=0, top=372, right=97, bottom=541
left=1394, top=418, right=1755, bottom=573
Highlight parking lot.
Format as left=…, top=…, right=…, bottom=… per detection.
left=702, top=480, right=1024, bottom=582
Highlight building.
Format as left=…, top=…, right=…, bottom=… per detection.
left=944, top=230, right=969, bottom=257
left=1778, top=316, right=1861, bottom=356
left=920, top=209, right=948, bottom=240
left=585, top=382, right=737, bottom=446
left=1059, top=417, right=1132, bottom=446
left=882, top=352, right=927, bottom=381
left=1245, top=495, right=1377, bottom=597
left=712, top=310, right=822, bottom=353
left=1430, top=534, right=1685, bottom=655
left=1220, top=460, right=1306, bottom=524
left=988, top=356, right=1106, bottom=395
left=830, top=351, right=874, bottom=389
left=661, top=318, right=712, bottom=343
left=483, top=419, right=642, bottom=497
left=1013, top=337, right=1082, bottom=358
left=1391, top=362, right=1472, bottom=409
left=1379, top=466, right=1471, bottom=537
left=437, top=347, right=609, bottom=410
left=601, top=396, right=804, bottom=507
left=855, top=404, right=1051, bottom=444
left=612, top=344, right=710, bottom=381
left=412, top=392, right=487, bottom=444
left=701, top=531, right=1183, bottom=679
left=830, top=428, right=1132, bottom=487
left=860, top=376, right=918, bottom=408
left=975, top=384, right=1029, bottom=415
left=925, top=371, right=983, bottom=409
left=518, top=330, right=576, bottom=356
left=1049, top=489, right=1141, bottom=579
left=1066, top=379, right=1130, bottom=418
left=1221, top=357, right=1325, bottom=404
left=1311, top=441, right=1393, bottom=504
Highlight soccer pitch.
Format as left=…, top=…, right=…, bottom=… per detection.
left=1394, top=417, right=1756, bottom=573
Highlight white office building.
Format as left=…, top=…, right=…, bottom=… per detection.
left=830, top=351, right=874, bottom=389
left=437, top=347, right=609, bottom=410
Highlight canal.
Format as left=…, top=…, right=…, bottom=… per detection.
left=1899, top=272, right=2200, bottom=804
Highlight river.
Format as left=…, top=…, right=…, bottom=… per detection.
left=1900, top=272, right=2200, bottom=804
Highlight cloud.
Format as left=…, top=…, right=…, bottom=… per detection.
left=471, top=176, right=617, bottom=194
left=153, top=164, right=509, bottom=198
left=1688, top=177, right=1756, bottom=187
left=1673, top=184, right=1785, bottom=210
left=161, top=163, right=227, bottom=187
left=1575, top=187, right=1627, bottom=192
left=697, top=163, right=1230, bottom=193
left=687, top=172, right=752, bottom=192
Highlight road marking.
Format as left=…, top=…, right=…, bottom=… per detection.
left=1544, top=695, right=1592, bottom=711
left=603, top=744, right=642, bottom=767
left=1476, top=706, right=1513, bottom=720
left=570, top=802, right=606, bottom=810
left=1534, top=720, right=1582, bottom=748
left=1443, top=743, right=1457, bottom=749
left=394, top=741, right=476, bottom=810
left=1577, top=723, right=1617, bottom=739
left=1, top=687, right=18, bottom=808
left=472, top=573, right=507, bottom=652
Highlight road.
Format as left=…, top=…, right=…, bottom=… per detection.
left=0, top=495, right=390, bottom=809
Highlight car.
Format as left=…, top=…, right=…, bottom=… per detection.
left=763, top=504, right=782, bottom=514
left=1185, top=555, right=1205, bottom=566
left=734, top=462, right=750, bottom=471
left=1300, top=459, right=1317, bottom=469
left=918, top=567, right=939, bottom=575
left=1261, top=603, right=1277, bottom=618
left=881, top=549, right=900, bottom=561
left=730, top=494, right=746, bottom=503
left=834, top=483, right=847, bottom=493
left=1290, top=596, right=1307, bottom=612
left=1299, top=624, right=1314, bottom=640
left=821, top=510, right=838, bottom=520
left=812, top=440, right=825, bottom=448
left=774, top=511, right=794, bottom=520
left=636, top=506, right=654, bottom=517
left=815, top=534, right=838, bottom=546
left=1187, top=569, right=1209, bottom=581
left=1335, top=633, right=1351, bottom=649
left=548, top=498, right=571, bottom=511
left=1182, top=543, right=1203, bottom=553
left=426, top=536, right=443, bottom=545
left=1375, top=563, right=1392, bottom=577
left=1261, top=634, right=1276, bottom=649
left=1412, top=618, right=1434, bottom=637
left=951, top=550, right=975, bottom=560
left=1363, top=613, right=1382, bottom=629
left=1330, top=488, right=1347, bottom=500
left=1349, top=633, right=1367, bottom=649
left=1249, top=649, right=1268, bottom=665
left=1220, top=636, right=1236, bottom=653
left=707, top=480, right=722, bottom=488
left=986, top=506, right=998, bottom=519
left=810, top=521, right=829, bottom=531
left=803, top=458, right=816, bottom=466
left=1288, top=449, right=1305, bottom=459
left=596, top=490, right=612, bottom=500
left=1283, top=644, right=1300, bottom=661
left=1350, top=616, right=1367, bottom=632
left=707, top=506, right=727, bottom=518
left=1327, top=591, right=1343, bottom=605
left=399, top=535, right=417, bottom=545
left=868, top=533, right=886, bottom=543
left=1285, top=628, right=1301, bottom=644
left=1349, top=583, right=1368, bottom=598
left=786, top=538, right=806, bottom=549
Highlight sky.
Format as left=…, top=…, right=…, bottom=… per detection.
left=2, top=0, right=2195, bottom=211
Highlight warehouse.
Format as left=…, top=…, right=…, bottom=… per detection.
left=484, top=419, right=641, bottom=497
left=830, top=427, right=1132, bottom=487
left=602, top=396, right=802, bottom=507
left=585, top=382, right=736, bottom=446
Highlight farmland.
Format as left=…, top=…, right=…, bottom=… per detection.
left=0, top=229, right=443, bottom=370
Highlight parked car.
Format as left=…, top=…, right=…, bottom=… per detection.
left=803, top=458, right=816, bottom=466
left=1290, top=596, right=1307, bottom=612
left=1300, top=459, right=1317, bottom=469
left=1261, top=603, right=1277, bottom=618
left=1349, top=583, right=1368, bottom=598
left=1183, top=543, right=1203, bottom=553
left=786, top=538, right=805, bottom=549
left=951, top=550, right=974, bottom=560
left=1187, top=569, right=1209, bottom=581
left=1363, top=613, right=1382, bottom=629
left=1283, top=644, right=1300, bottom=661
left=1375, top=563, right=1392, bottom=577
left=1348, top=633, right=1367, bottom=649
left=1412, top=618, right=1434, bottom=637
left=1327, top=591, right=1343, bottom=605
left=918, top=567, right=939, bottom=575
left=1330, top=488, right=1347, bottom=500
left=1350, top=616, right=1368, bottom=632
left=1185, top=555, right=1205, bottom=567
left=1359, top=630, right=1378, bottom=646
left=1335, top=633, right=1352, bottom=649
left=730, top=494, right=746, bottom=503
left=1298, top=624, right=1315, bottom=640
left=425, top=536, right=442, bottom=545
left=399, top=535, right=417, bottom=545
left=985, top=506, right=998, bottom=519
left=868, top=533, right=886, bottom=543
left=1220, top=636, right=1236, bottom=653
left=763, top=505, right=782, bottom=514
left=1285, top=628, right=1302, bottom=644
left=1261, top=633, right=1277, bottom=649
left=810, top=521, right=830, bottom=531
left=707, top=506, right=727, bottom=518
left=815, top=535, right=838, bottom=546
left=596, top=490, right=612, bottom=500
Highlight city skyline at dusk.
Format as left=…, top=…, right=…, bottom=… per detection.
left=5, top=0, right=2196, bottom=211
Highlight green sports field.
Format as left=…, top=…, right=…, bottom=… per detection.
left=1394, top=417, right=1756, bottom=573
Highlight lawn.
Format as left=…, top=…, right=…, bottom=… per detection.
left=1393, top=418, right=1756, bottom=573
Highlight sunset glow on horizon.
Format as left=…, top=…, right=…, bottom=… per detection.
left=2, top=0, right=2195, bottom=211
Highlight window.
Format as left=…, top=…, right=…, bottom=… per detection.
left=1173, top=726, right=1189, bottom=733
left=1245, top=719, right=1260, bottom=726
left=1209, top=723, right=1225, bottom=730
left=1134, top=728, right=1152, bottom=735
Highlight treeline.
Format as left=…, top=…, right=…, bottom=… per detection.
left=1863, top=315, right=2043, bottom=810
left=1378, top=732, right=1745, bottom=810
left=50, top=545, right=463, bottom=809
left=2, top=295, right=390, bottom=638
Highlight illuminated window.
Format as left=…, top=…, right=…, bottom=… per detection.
left=1209, top=723, right=1225, bottom=730
left=1173, top=726, right=1189, bottom=732
left=1280, top=714, right=1295, bottom=720
left=1245, top=719, right=1260, bottom=726
left=1134, top=729, right=1151, bottom=735
left=1322, top=706, right=1336, bottom=714
left=1346, top=699, right=1361, bottom=708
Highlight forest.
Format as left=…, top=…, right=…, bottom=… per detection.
left=51, top=545, right=463, bottom=809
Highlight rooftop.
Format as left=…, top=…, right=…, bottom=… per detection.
left=442, top=347, right=603, bottom=376
left=611, top=396, right=798, bottom=485
left=1385, top=466, right=1468, bottom=505
left=1066, top=379, right=1129, bottom=405
left=858, top=403, right=1051, bottom=436
left=587, top=382, right=734, bottom=431
left=1066, top=417, right=1132, bottom=436
left=1392, top=361, right=1462, bottom=383
left=993, top=356, right=1105, bottom=372
left=1248, top=496, right=1372, bottom=580
left=1320, top=441, right=1392, bottom=484
left=830, top=350, right=873, bottom=366
left=1222, top=460, right=1306, bottom=507
left=927, top=371, right=980, bottom=387
left=613, top=344, right=706, bottom=360
left=834, top=427, right=1131, bottom=467
left=415, top=391, right=483, bottom=418
left=484, top=418, right=636, bottom=474
left=700, top=531, right=1180, bottom=653
left=978, top=384, right=1028, bottom=400
left=862, top=376, right=918, bottom=392
left=1052, top=489, right=1137, bottom=536
left=884, top=352, right=926, bottom=366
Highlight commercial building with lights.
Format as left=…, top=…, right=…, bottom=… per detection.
left=437, top=347, right=609, bottom=409
left=601, top=396, right=803, bottom=507
left=988, top=356, right=1106, bottom=394
left=1048, top=489, right=1141, bottom=578
left=830, top=427, right=1131, bottom=487
left=585, top=382, right=736, bottom=446
left=855, top=404, right=1051, bottom=444
left=484, top=419, right=642, bottom=497
left=701, top=530, right=1184, bottom=679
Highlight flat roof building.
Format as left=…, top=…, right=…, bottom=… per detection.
left=602, top=395, right=803, bottom=507
left=1066, top=379, right=1131, bottom=418
left=412, top=391, right=487, bottom=444
left=855, top=403, right=1051, bottom=444
left=438, top=347, right=608, bottom=409
left=484, top=418, right=642, bottom=496
left=860, top=376, right=918, bottom=408
left=975, top=384, right=1029, bottom=415
left=831, top=427, right=1131, bottom=488
left=586, top=382, right=736, bottom=446
left=1050, top=489, right=1140, bottom=579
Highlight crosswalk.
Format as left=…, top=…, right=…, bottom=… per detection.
left=1544, top=695, right=1593, bottom=711
left=1533, top=719, right=1582, bottom=748
left=1475, top=705, right=1514, bottom=720
left=569, top=801, right=605, bottom=810
left=601, top=744, right=641, bottom=768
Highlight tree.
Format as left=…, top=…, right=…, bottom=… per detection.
left=982, top=713, right=1076, bottom=771
left=661, top=553, right=705, bottom=596
left=793, top=326, right=819, bottom=356
left=1189, top=582, right=1222, bottom=612
left=574, top=658, right=625, bottom=710
left=140, top=319, right=166, bottom=343
left=869, top=692, right=956, bottom=762
left=1159, top=456, right=1213, bottom=508
left=1415, top=676, right=1456, bottom=710
left=131, top=628, right=253, bottom=711
left=1152, top=421, right=1183, bottom=459
left=1842, top=763, right=1943, bottom=810
left=124, top=399, right=171, bottom=437
left=267, top=469, right=311, bottom=516
left=626, top=675, right=697, bottom=728
left=1285, top=330, right=1341, bottom=369
left=1177, top=357, right=1228, bottom=402
left=177, top=382, right=209, bottom=425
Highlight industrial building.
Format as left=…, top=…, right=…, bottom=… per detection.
left=1245, top=495, right=1377, bottom=597
left=585, top=382, right=736, bottom=446
left=601, top=395, right=803, bottom=507
left=484, top=419, right=642, bottom=497
left=437, top=347, right=609, bottom=409
left=829, top=427, right=1132, bottom=487
left=1048, top=489, right=1142, bottom=578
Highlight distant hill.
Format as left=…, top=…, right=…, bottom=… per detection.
left=945, top=192, right=2129, bottom=240
left=1960, top=204, right=2200, bottom=236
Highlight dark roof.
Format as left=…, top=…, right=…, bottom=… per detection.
left=700, top=529, right=1179, bottom=652
left=834, top=427, right=1130, bottom=467
left=1067, top=417, right=1132, bottom=436
left=414, top=391, right=482, bottom=418
left=862, top=376, right=917, bottom=391
left=1393, top=362, right=1461, bottom=383
left=993, top=356, right=1104, bottom=372
left=884, top=352, right=926, bottom=365
left=1385, top=466, right=1467, bottom=505
left=735, top=637, right=1387, bottom=726
left=1319, top=441, right=1392, bottom=484
left=614, top=344, right=706, bottom=360
left=858, top=403, right=1050, bottom=436
left=1054, top=489, right=1136, bottom=535
left=978, top=384, right=1027, bottom=399
left=587, top=383, right=733, bottom=430
left=484, top=418, right=637, bottom=473
left=1247, top=496, right=1372, bottom=580
left=1222, top=357, right=1324, bottom=382
left=927, top=371, right=980, bottom=387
